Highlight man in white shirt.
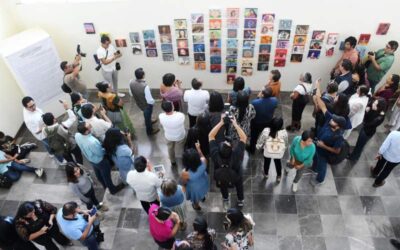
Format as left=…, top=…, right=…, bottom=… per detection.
left=126, top=156, right=162, bottom=214
left=183, top=78, right=210, bottom=127
left=22, top=96, right=64, bottom=163
left=81, top=104, right=112, bottom=142
left=159, top=101, right=186, bottom=167
left=97, top=35, right=124, bottom=97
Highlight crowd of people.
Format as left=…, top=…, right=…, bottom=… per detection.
left=1, top=34, right=400, bottom=250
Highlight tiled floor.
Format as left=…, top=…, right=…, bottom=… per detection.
left=4, top=91, right=400, bottom=250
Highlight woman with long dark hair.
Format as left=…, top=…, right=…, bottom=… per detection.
left=227, top=77, right=251, bottom=106
left=208, top=91, right=226, bottom=142
left=160, top=73, right=184, bottom=112
left=229, top=91, right=255, bottom=144
left=374, top=74, right=399, bottom=103
left=103, top=128, right=135, bottom=183
left=185, top=113, right=212, bottom=158
left=186, top=216, right=216, bottom=250
left=222, top=208, right=254, bottom=250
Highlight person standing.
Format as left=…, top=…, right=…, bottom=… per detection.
left=97, top=35, right=124, bottom=97
left=160, top=73, right=184, bottom=112
left=386, top=95, right=400, bottom=132
left=263, top=70, right=281, bottom=97
left=222, top=208, right=255, bottom=250
left=366, top=40, right=398, bottom=93
left=148, top=205, right=180, bottom=250
left=343, top=85, right=370, bottom=138
left=60, top=55, right=87, bottom=98
left=183, top=78, right=210, bottom=127
left=371, top=130, right=400, bottom=187
left=129, top=67, right=159, bottom=135
left=81, top=104, right=112, bottom=142
left=331, top=36, right=359, bottom=77
left=227, top=77, right=251, bottom=106
left=335, top=59, right=355, bottom=96
left=159, top=101, right=186, bottom=167
left=21, top=96, right=64, bottom=163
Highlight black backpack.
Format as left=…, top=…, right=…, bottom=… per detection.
left=327, top=139, right=350, bottom=165
left=0, top=175, right=12, bottom=189
left=214, top=163, right=239, bottom=188
left=45, top=125, right=71, bottom=155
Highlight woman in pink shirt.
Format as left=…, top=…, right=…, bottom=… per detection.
left=160, top=73, right=184, bottom=112
left=148, top=204, right=180, bottom=249
left=331, top=36, right=359, bottom=78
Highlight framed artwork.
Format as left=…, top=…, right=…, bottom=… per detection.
left=376, top=23, right=390, bottom=35
left=84, top=23, right=95, bottom=34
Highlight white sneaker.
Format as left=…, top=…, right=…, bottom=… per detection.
left=117, top=92, right=125, bottom=97
left=35, top=168, right=44, bottom=177
left=19, top=159, right=31, bottom=164
left=292, top=183, right=298, bottom=193
left=59, top=159, right=68, bottom=166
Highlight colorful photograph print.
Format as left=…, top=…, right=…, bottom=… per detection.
left=244, top=8, right=258, bottom=18
left=209, top=30, right=221, bottom=39
left=274, top=49, right=287, bottom=60
left=192, top=24, right=204, bottom=33
left=176, top=29, right=188, bottom=39
left=210, top=48, right=221, bottom=56
left=158, top=25, right=171, bottom=35
left=326, top=33, right=339, bottom=45
left=290, top=54, right=303, bottom=63
left=241, top=67, right=253, bottom=76
left=273, top=59, right=286, bottom=67
left=178, top=56, right=190, bottom=65
left=193, top=44, right=205, bottom=53
left=260, top=36, right=272, bottom=44
left=242, top=49, right=254, bottom=58
left=244, top=19, right=257, bottom=29
left=227, top=39, right=238, bottom=48
left=376, top=23, right=390, bottom=35
left=129, top=32, right=140, bottom=43
left=326, top=46, right=335, bottom=57
left=177, top=39, right=188, bottom=48
left=115, top=39, right=127, bottom=47
left=358, top=34, right=371, bottom=45
left=174, top=19, right=187, bottom=29
left=193, top=35, right=204, bottom=44
left=209, top=9, right=221, bottom=18
left=162, top=53, right=174, bottom=61
left=210, top=39, right=221, bottom=48
left=257, top=63, right=269, bottom=71
left=311, top=30, right=326, bottom=41
left=191, top=13, right=204, bottom=24
left=226, top=66, right=237, bottom=74
left=194, top=62, right=206, bottom=70
left=293, top=35, right=307, bottom=46
left=144, top=39, right=156, bottom=49
left=259, top=44, right=271, bottom=54
left=226, top=49, right=238, bottom=56
left=276, top=40, right=289, bottom=49
left=292, top=46, right=305, bottom=54
left=178, top=48, right=189, bottom=56
left=277, top=30, right=291, bottom=40
left=210, top=64, right=222, bottom=73
left=307, top=49, right=321, bottom=59
left=160, top=34, right=172, bottom=44
left=210, top=19, right=222, bottom=29
left=295, top=25, right=309, bottom=35
left=194, top=53, right=206, bottom=61
left=146, top=49, right=158, bottom=57
left=243, top=40, right=256, bottom=49
left=227, top=19, right=239, bottom=29
left=241, top=59, right=253, bottom=68
left=261, top=24, right=273, bottom=34
left=161, top=44, right=173, bottom=53
left=228, top=29, right=238, bottom=38
left=226, top=57, right=237, bottom=66
left=262, top=13, right=275, bottom=23
left=132, top=44, right=142, bottom=55
left=279, top=19, right=292, bottom=30
left=309, top=40, right=322, bottom=50
left=143, top=30, right=155, bottom=40
left=227, top=74, right=236, bottom=84
left=258, top=54, right=270, bottom=62
left=84, top=23, right=95, bottom=34
left=227, top=8, right=240, bottom=19
left=243, top=30, right=256, bottom=39
left=210, top=56, right=222, bottom=64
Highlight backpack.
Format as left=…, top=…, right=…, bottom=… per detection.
left=61, top=75, right=72, bottom=93
left=299, top=84, right=311, bottom=104
left=327, top=139, right=350, bottom=165
left=264, top=136, right=286, bottom=159
left=214, top=164, right=239, bottom=188
left=45, top=125, right=71, bottom=155
left=0, top=175, right=12, bottom=189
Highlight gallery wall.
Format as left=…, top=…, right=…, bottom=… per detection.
left=9, top=0, right=400, bottom=92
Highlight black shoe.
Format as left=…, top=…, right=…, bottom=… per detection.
left=372, top=180, right=385, bottom=188
left=390, top=239, right=400, bottom=249
left=148, top=128, right=160, bottom=136
left=245, top=146, right=255, bottom=154
left=111, top=183, right=126, bottom=194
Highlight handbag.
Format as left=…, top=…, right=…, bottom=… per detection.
left=115, top=62, right=121, bottom=71
left=106, top=110, right=123, bottom=124
left=0, top=175, right=12, bottom=189
left=264, top=136, right=286, bottom=159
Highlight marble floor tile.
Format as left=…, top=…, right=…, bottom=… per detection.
left=278, top=236, right=303, bottom=250
left=301, top=236, right=327, bottom=250
left=276, top=214, right=300, bottom=236
left=324, top=236, right=351, bottom=250
left=359, top=196, right=386, bottom=215
left=298, top=214, right=323, bottom=236
left=320, top=214, right=347, bottom=237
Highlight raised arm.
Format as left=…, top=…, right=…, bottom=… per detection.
left=209, top=116, right=224, bottom=141
left=315, top=78, right=328, bottom=114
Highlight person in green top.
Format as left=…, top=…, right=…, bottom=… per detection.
left=285, top=130, right=316, bottom=193
left=366, top=40, right=398, bottom=93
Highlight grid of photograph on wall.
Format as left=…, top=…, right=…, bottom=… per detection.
left=257, top=13, right=274, bottom=71
left=290, top=25, right=309, bottom=63
left=325, top=33, right=339, bottom=57
left=308, top=30, right=326, bottom=59
left=129, top=32, right=142, bottom=55
left=241, top=8, right=258, bottom=76
left=143, top=30, right=158, bottom=57
left=273, top=19, right=292, bottom=67
left=226, top=8, right=240, bottom=83
left=174, top=19, right=190, bottom=65
left=209, top=9, right=222, bottom=73
left=158, top=25, right=174, bottom=61
left=191, top=13, right=206, bottom=70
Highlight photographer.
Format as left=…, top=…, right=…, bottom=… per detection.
left=60, top=54, right=88, bottom=98
left=97, top=35, right=124, bottom=97
left=57, top=201, right=104, bottom=250
left=365, top=40, right=398, bottom=93
left=209, top=113, right=246, bottom=208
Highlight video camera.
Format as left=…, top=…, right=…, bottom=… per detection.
left=76, top=44, right=86, bottom=57
left=94, top=54, right=101, bottom=71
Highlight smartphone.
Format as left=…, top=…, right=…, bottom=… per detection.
left=89, top=206, right=97, bottom=216
left=58, top=100, right=63, bottom=104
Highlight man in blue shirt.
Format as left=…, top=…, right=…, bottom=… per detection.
left=312, top=79, right=346, bottom=185
left=248, top=87, right=278, bottom=153
left=75, top=122, right=124, bottom=194
left=371, top=130, right=400, bottom=187
left=57, top=201, right=100, bottom=250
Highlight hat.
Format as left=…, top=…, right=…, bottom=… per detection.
left=332, top=114, right=346, bottom=128
left=226, top=208, right=244, bottom=226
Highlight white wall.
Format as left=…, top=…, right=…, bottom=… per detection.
left=0, top=0, right=23, bottom=135
left=8, top=0, right=400, bottom=92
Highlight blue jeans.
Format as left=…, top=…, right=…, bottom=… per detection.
left=368, top=78, right=378, bottom=94
left=349, top=128, right=372, bottom=161
left=91, top=158, right=118, bottom=194
left=143, top=104, right=153, bottom=135
left=42, top=138, right=64, bottom=163
left=312, top=151, right=328, bottom=183
left=4, top=162, right=36, bottom=182
left=81, top=232, right=99, bottom=250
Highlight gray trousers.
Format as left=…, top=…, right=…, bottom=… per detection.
left=101, top=69, right=119, bottom=92
left=166, top=138, right=185, bottom=164
left=287, top=163, right=305, bottom=183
